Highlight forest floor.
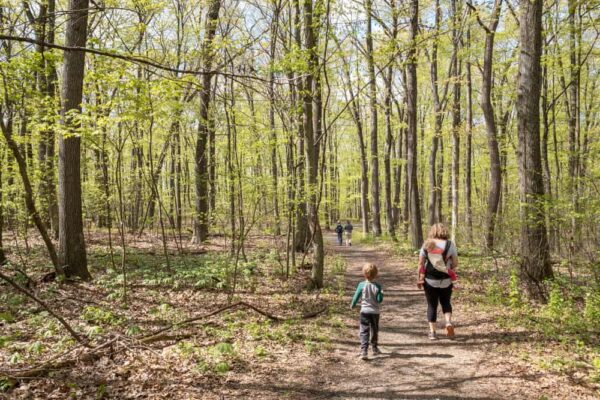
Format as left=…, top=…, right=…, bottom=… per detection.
left=1, top=231, right=598, bottom=399
left=304, top=235, right=599, bottom=400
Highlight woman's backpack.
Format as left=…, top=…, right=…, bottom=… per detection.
left=423, top=240, right=452, bottom=279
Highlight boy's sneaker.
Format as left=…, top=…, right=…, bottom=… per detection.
left=428, top=331, right=438, bottom=340
left=358, top=350, right=368, bottom=360
left=371, top=347, right=381, bottom=356
left=445, top=324, right=455, bottom=338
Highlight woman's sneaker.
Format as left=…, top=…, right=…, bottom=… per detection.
left=445, top=324, right=455, bottom=338
left=428, top=331, right=438, bottom=340
left=358, top=350, right=368, bottom=360
left=372, top=347, right=381, bottom=356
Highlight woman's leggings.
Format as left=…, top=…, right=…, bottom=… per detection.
left=423, top=281, right=453, bottom=322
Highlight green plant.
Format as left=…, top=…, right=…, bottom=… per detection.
left=485, top=276, right=505, bottom=305
left=0, top=377, right=16, bottom=392
left=508, top=270, right=523, bottom=309
left=584, top=290, right=600, bottom=329
left=254, top=345, right=267, bottom=357
left=81, top=306, right=123, bottom=326
left=209, top=342, right=234, bottom=357
left=214, top=361, right=230, bottom=374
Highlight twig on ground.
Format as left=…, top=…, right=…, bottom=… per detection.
left=0, top=270, right=90, bottom=348
left=1, top=300, right=327, bottom=380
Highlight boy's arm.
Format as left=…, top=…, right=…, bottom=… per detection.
left=375, top=283, right=384, bottom=303
left=350, top=282, right=364, bottom=308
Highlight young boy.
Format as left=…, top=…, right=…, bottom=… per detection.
left=350, top=263, right=384, bottom=360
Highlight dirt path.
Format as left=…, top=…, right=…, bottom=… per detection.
left=308, top=234, right=583, bottom=400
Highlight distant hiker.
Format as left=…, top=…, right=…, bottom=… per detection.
left=351, top=263, right=384, bottom=360
left=344, top=221, right=354, bottom=246
left=335, top=221, right=344, bottom=245
left=417, top=223, right=458, bottom=340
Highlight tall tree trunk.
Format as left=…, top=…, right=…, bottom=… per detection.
left=383, top=0, right=398, bottom=239
left=464, top=21, right=473, bottom=243
left=407, top=0, right=423, bottom=248
left=516, top=0, right=553, bottom=297
left=192, top=0, right=221, bottom=243
left=427, top=0, right=444, bottom=227
left=58, top=0, right=91, bottom=280
left=336, top=35, right=370, bottom=234
left=365, top=0, right=381, bottom=236
left=269, top=1, right=282, bottom=235
left=383, top=70, right=395, bottom=239
left=567, top=0, right=580, bottom=244
left=392, top=103, right=404, bottom=228
left=450, top=0, right=461, bottom=241
left=479, top=0, right=502, bottom=251
left=293, top=0, right=310, bottom=252
left=303, top=0, right=324, bottom=288
left=0, top=148, right=5, bottom=265
left=27, top=0, right=59, bottom=239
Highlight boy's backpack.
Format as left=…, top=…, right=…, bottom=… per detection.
left=335, top=224, right=343, bottom=234
left=424, top=240, right=452, bottom=279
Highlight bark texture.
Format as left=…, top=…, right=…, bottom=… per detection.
left=516, top=0, right=553, bottom=296
left=58, top=0, right=91, bottom=280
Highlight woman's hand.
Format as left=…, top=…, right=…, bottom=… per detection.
left=417, top=279, right=424, bottom=290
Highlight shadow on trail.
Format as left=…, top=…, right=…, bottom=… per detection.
left=225, top=380, right=515, bottom=400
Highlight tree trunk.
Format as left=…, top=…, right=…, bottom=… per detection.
left=58, top=0, right=90, bottom=280
left=392, top=103, right=404, bottom=228
left=516, top=0, right=553, bottom=297
left=269, top=1, right=282, bottom=236
left=192, top=0, right=221, bottom=243
left=383, top=70, right=395, bottom=239
left=427, top=0, right=444, bottom=227
left=480, top=0, right=502, bottom=251
left=337, top=35, right=369, bottom=234
left=450, top=0, right=461, bottom=241
left=407, top=0, right=423, bottom=248
left=303, top=0, right=324, bottom=288
left=567, top=0, right=580, bottom=244
left=464, top=22, right=473, bottom=243
left=28, top=0, right=59, bottom=239
left=365, top=0, right=381, bottom=236
left=0, top=148, right=5, bottom=265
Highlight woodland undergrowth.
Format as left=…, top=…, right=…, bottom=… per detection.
left=0, top=234, right=347, bottom=398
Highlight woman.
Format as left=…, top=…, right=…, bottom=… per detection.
left=417, top=223, right=458, bottom=340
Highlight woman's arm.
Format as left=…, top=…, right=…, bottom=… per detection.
left=449, top=255, right=458, bottom=270
left=417, top=255, right=426, bottom=289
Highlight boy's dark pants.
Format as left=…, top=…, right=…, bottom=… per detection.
left=359, top=312, right=379, bottom=350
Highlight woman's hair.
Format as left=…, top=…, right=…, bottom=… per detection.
left=362, top=263, right=378, bottom=280
left=423, top=239, right=437, bottom=251
left=427, top=223, right=450, bottom=240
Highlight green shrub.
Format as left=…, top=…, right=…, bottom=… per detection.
left=485, top=276, right=505, bottom=305
left=508, top=270, right=523, bottom=309
left=584, top=290, right=600, bottom=329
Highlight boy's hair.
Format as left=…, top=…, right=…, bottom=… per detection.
left=362, top=263, right=378, bottom=280
left=427, top=223, right=449, bottom=240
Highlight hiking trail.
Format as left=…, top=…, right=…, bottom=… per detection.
left=304, top=233, right=588, bottom=400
